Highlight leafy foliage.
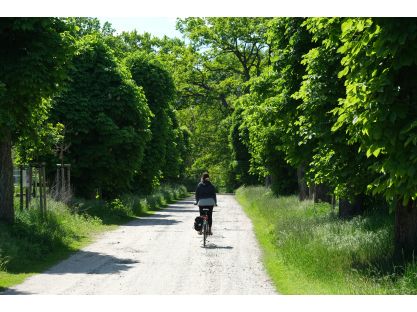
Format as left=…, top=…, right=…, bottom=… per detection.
left=175, top=18, right=273, bottom=189
left=334, top=18, right=417, bottom=203
left=0, top=17, right=74, bottom=222
left=292, top=18, right=375, bottom=199
left=124, top=52, right=177, bottom=193
left=0, top=18, right=73, bottom=138
left=14, top=99, right=65, bottom=164
left=51, top=35, right=152, bottom=198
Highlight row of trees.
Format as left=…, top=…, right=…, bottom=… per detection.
left=2, top=17, right=417, bottom=256
left=0, top=18, right=190, bottom=222
left=171, top=17, right=417, bottom=257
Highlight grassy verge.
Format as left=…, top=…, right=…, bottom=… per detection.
left=0, top=184, right=188, bottom=290
left=236, top=186, right=417, bottom=294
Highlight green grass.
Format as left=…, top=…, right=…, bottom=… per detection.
left=0, top=184, right=188, bottom=290
left=236, top=186, right=417, bottom=294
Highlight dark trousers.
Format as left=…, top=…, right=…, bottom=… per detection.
left=199, top=206, right=213, bottom=227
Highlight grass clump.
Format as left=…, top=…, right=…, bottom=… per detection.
left=236, top=186, right=417, bottom=294
left=0, top=199, right=103, bottom=290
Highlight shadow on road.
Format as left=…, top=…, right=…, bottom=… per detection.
left=0, top=251, right=141, bottom=294
left=173, top=200, right=195, bottom=205
left=163, top=208, right=197, bottom=213
left=0, top=288, right=35, bottom=295
left=145, top=213, right=173, bottom=218
left=42, top=250, right=139, bottom=275
left=202, top=244, right=233, bottom=250
left=166, top=204, right=193, bottom=209
left=125, top=218, right=182, bottom=226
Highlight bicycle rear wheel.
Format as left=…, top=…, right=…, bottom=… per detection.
left=203, top=222, right=207, bottom=247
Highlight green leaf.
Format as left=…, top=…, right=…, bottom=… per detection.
left=338, top=66, right=349, bottom=78
left=373, top=147, right=382, bottom=157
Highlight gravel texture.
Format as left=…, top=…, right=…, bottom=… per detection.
left=2, top=195, right=276, bottom=295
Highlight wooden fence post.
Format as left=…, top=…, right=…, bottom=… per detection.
left=19, top=165, right=23, bottom=210
left=38, top=166, right=43, bottom=216
left=27, top=165, right=32, bottom=208
left=42, top=163, right=47, bottom=212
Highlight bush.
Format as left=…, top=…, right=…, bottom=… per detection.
left=70, top=183, right=188, bottom=221
left=106, top=199, right=133, bottom=218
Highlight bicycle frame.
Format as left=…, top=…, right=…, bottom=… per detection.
left=201, top=208, right=210, bottom=247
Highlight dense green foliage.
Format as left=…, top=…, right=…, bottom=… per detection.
left=1, top=17, right=190, bottom=224
left=0, top=18, right=73, bottom=139
left=174, top=18, right=273, bottom=190
left=294, top=18, right=373, bottom=200
left=3, top=16, right=417, bottom=284
left=335, top=18, right=417, bottom=203
left=51, top=35, right=152, bottom=198
left=124, top=52, right=182, bottom=192
left=0, top=18, right=74, bottom=223
left=236, top=186, right=417, bottom=294
left=170, top=17, right=417, bottom=260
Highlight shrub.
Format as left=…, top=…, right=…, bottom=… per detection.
left=106, top=199, right=133, bottom=218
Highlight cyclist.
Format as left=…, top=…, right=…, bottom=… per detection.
left=195, top=172, right=217, bottom=235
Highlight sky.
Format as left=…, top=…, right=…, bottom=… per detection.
left=98, top=17, right=183, bottom=38
left=3, top=1, right=416, bottom=19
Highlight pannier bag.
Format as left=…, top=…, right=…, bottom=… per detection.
left=194, top=216, right=203, bottom=231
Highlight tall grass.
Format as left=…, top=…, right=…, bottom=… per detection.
left=236, top=186, right=417, bottom=294
left=0, top=183, right=188, bottom=290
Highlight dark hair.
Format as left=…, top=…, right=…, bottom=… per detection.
left=201, top=172, right=210, bottom=182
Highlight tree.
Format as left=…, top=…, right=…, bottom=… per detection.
left=124, top=52, right=175, bottom=193
left=65, top=17, right=115, bottom=38
left=162, top=109, right=190, bottom=182
left=176, top=17, right=271, bottom=189
left=0, top=18, right=73, bottom=223
left=239, top=71, right=298, bottom=195
left=176, top=103, right=233, bottom=190
left=334, top=18, right=417, bottom=256
left=294, top=18, right=375, bottom=212
left=51, top=35, right=151, bottom=198
left=239, top=18, right=314, bottom=198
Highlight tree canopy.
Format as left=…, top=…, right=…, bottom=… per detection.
left=51, top=35, right=152, bottom=198
left=0, top=17, right=73, bottom=222
left=4, top=17, right=417, bottom=257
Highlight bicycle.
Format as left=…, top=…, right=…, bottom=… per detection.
left=201, top=207, right=210, bottom=247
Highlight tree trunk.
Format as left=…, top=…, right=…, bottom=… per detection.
left=297, top=165, right=308, bottom=201
left=308, top=183, right=315, bottom=200
left=0, top=131, right=15, bottom=223
left=265, top=175, right=272, bottom=188
left=314, top=184, right=332, bottom=204
left=338, top=194, right=365, bottom=219
left=394, top=199, right=417, bottom=260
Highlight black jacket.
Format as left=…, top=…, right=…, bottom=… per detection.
left=195, top=181, right=217, bottom=204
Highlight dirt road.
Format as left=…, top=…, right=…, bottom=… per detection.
left=2, top=195, right=276, bottom=295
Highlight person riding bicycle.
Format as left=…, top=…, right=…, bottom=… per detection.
left=195, top=172, right=217, bottom=235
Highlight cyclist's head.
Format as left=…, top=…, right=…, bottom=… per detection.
left=201, top=172, right=210, bottom=182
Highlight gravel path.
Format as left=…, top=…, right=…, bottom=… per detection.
left=2, top=195, right=276, bottom=295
